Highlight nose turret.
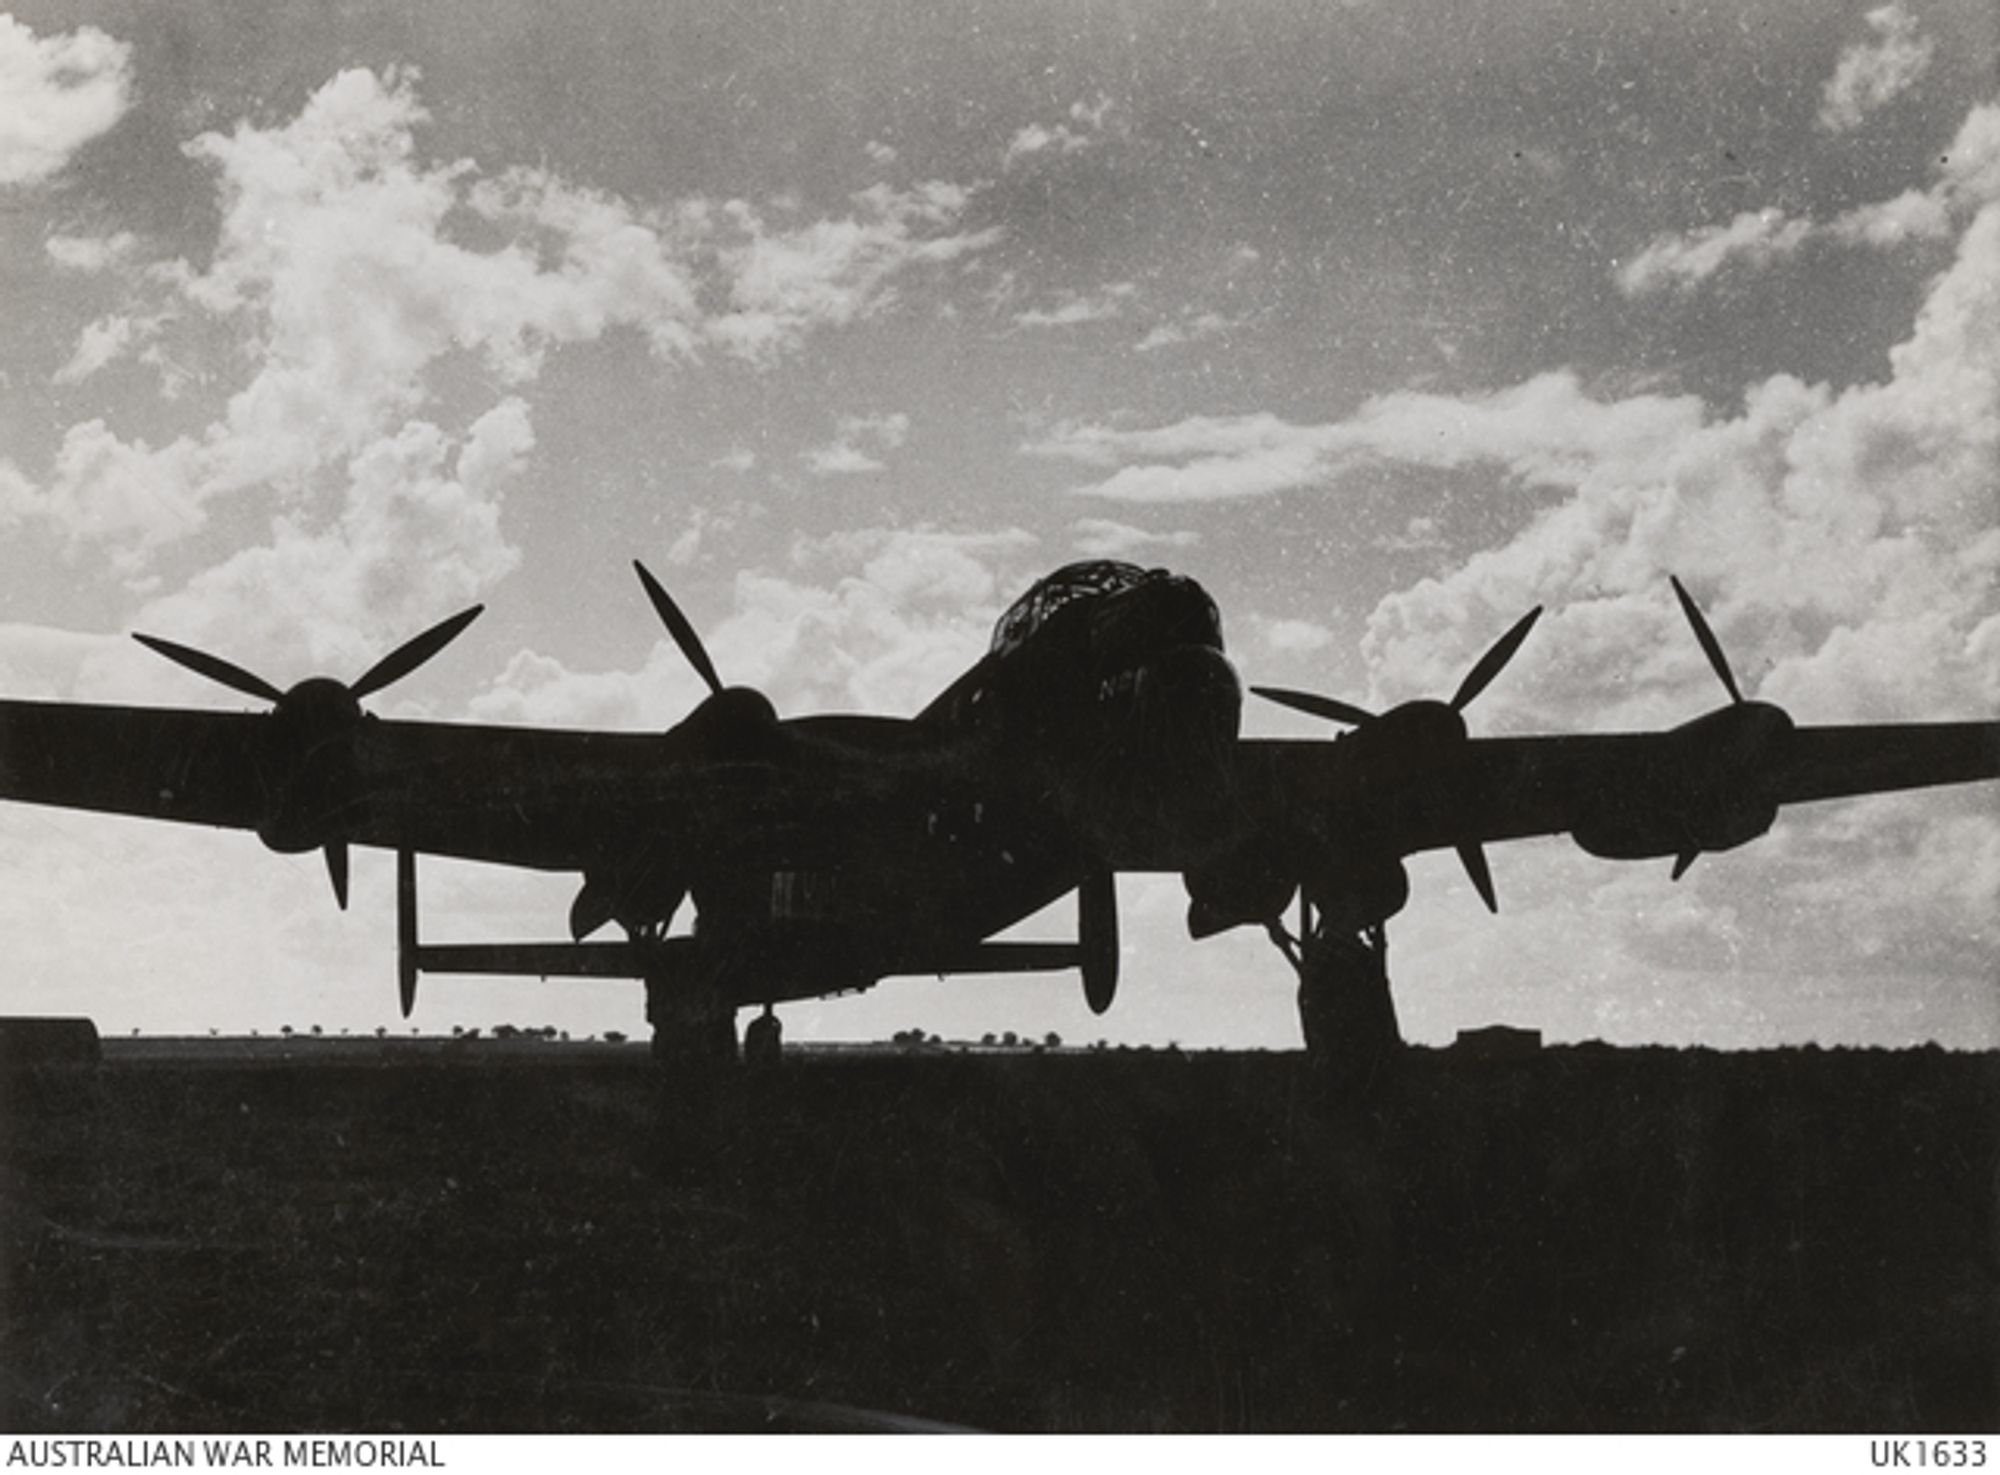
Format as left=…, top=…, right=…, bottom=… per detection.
left=1090, top=571, right=1225, bottom=666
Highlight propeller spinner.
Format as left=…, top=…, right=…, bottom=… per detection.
left=134, top=606, right=485, bottom=910
left=1251, top=603, right=1543, bottom=914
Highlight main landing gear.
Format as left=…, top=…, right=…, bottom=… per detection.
left=1266, top=895, right=1402, bottom=1099
left=642, top=966, right=784, bottom=1074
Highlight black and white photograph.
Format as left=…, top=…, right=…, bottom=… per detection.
left=0, top=0, right=1995, bottom=1436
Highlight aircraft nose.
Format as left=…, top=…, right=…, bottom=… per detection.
left=1095, top=572, right=1225, bottom=659
left=1155, top=575, right=1224, bottom=650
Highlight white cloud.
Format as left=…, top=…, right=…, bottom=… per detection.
left=708, top=183, right=1002, bottom=363
left=471, top=526, right=1041, bottom=727
left=1819, top=2, right=1936, bottom=134
left=54, top=313, right=141, bottom=385
left=45, top=230, right=139, bottom=273
left=802, top=412, right=911, bottom=475
left=0, top=16, right=132, bottom=186
left=1004, top=123, right=1086, bottom=168
left=1013, top=281, right=1138, bottom=330
left=1617, top=207, right=1816, bottom=295
left=1344, top=168, right=1999, bottom=1008
left=9, top=68, right=1004, bottom=571
left=1135, top=310, right=1242, bottom=353
left=128, top=399, right=533, bottom=693
left=1619, top=102, right=2000, bottom=295
left=1069, top=518, right=1200, bottom=559
left=0, top=622, right=123, bottom=700
left=1003, top=96, right=1115, bottom=168
left=1253, top=617, right=1336, bottom=656
left=1031, top=371, right=1702, bottom=504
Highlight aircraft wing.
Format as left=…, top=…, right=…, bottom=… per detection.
left=0, top=701, right=271, bottom=831
left=1241, top=719, right=2000, bottom=864
left=0, top=698, right=756, bottom=872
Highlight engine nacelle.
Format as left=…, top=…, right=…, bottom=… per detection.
left=1184, top=846, right=1296, bottom=939
left=1572, top=800, right=1777, bottom=861
left=669, top=686, right=784, bottom=761
left=254, top=678, right=368, bottom=854
left=1302, top=855, right=1411, bottom=934
left=1571, top=701, right=1792, bottom=863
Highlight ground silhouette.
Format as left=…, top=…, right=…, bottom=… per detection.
left=2, top=1040, right=1993, bottom=1431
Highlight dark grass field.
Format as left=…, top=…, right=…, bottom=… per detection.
left=2, top=1039, right=1995, bottom=1432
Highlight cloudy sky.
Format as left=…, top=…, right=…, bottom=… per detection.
left=1, top=0, right=1994, bottom=1048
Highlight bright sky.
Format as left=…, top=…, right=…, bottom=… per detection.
left=0, top=0, right=1995, bottom=1049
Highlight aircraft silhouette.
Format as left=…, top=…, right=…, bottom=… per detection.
left=2, top=560, right=1996, bottom=1076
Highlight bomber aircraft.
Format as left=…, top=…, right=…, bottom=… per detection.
left=1, top=559, right=1996, bottom=1077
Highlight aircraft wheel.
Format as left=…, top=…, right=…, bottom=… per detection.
left=743, top=1010, right=782, bottom=1071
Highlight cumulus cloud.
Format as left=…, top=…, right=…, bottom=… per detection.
left=1620, top=101, right=1999, bottom=294
left=0, top=15, right=132, bottom=186
left=126, top=399, right=533, bottom=696
left=803, top=413, right=911, bottom=475
left=1363, top=191, right=1999, bottom=723
left=7, top=67, right=1003, bottom=576
left=707, top=181, right=1001, bottom=362
left=1346, top=150, right=1999, bottom=1011
left=470, top=526, right=1041, bottom=727
left=1819, top=2, right=1936, bottom=134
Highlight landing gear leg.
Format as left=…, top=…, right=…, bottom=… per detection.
left=644, top=972, right=738, bottom=1073
left=1270, top=897, right=1402, bottom=1099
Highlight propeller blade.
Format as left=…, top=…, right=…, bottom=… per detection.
left=1669, top=576, right=1743, bottom=706
left=633, top=560, right=723, bottom=696
left=569, top=881, right=616, bottom=943
left=324, top=842, right=350, bottom=911
left=1449, top=605, right=1543, bottom=713
left=1457, top=842, right=1499, bottom=913
left=1250, top=685, right=1376, bottom=727
left=131, top=634, right=285, bottom=704
left=351, top=605, right=485, bottom=701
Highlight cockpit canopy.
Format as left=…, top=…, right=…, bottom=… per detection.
left=989, top=560, right=1159, bottom=656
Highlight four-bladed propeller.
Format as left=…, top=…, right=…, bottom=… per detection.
left=1250, top=604, right=1543, bottom=915
left=133, top=606, right=485, bottom=910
